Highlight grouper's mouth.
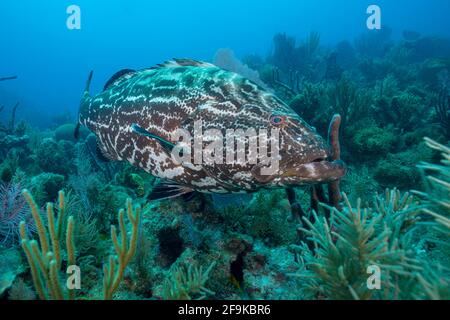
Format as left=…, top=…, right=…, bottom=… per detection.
left=280, top=158, right=347, bottom=184
left=251, top=114, right=346, bottom=186
left=251, top=158, right=347, bottom=185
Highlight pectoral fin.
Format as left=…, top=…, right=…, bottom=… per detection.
left=96, top=144, right=112, bottom=162
left=131, top=123, right=175, bottom=154
left=74, top=123, right=81, bottom=140
left=148, top=181, right=195, bottom=201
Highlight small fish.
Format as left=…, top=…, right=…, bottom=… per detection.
left=77, top=59, right=346, bottom=200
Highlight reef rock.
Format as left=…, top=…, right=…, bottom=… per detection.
left=0, top=247, right=24, bottom=297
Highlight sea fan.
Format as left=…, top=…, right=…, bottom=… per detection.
left=0, top=181, right=35, bottom=247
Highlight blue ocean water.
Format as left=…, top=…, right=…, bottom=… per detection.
left=1, top=0, right=449, bottom=127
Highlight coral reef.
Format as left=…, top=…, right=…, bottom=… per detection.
left=434, top=90, right=450, bottom=139
left=103, top=198, right=141, bottom=299
left=414, top=138, right=450, bottom=245
left=291, top=139, right=450, bottom=300
left=0, top=27, right=449, bottom=301
left=214, top=48, right=267, bottom=88
left=0, top=180, right=34, bottom=247
left=0, top=246, right=23, bottom=297
left=8, top=278, right=36, bottom=300
left=162, top=261, right=216, bottom=300
left=20, top=190, right=76, bottom=300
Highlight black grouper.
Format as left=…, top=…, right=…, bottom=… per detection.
left=77, top=59, right=346, bottom=202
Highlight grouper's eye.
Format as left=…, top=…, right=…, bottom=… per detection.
left=270, top=115, right=287, bottom=126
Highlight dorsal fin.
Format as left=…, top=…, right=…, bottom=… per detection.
left=149, top=59, right=215, bottom=70
left=103, top=69, right=136, bottom=91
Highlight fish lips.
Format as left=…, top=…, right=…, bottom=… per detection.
left=251, top=159, right=347, bottom=184
left=281, top=159, right=347, bottom=183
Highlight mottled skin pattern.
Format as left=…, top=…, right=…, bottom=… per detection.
left=79, top=59, right=346, bottom=194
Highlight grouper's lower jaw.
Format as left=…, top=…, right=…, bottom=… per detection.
left=281, top=159, right=347, bottom=184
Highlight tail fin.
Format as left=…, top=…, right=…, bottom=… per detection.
left=75, top=71, right=94, bottom=140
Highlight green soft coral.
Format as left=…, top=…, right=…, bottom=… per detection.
left=351, top=121, right=396, bottom=159
left=294, top=138, right=450, bottom=300
left=295, top=191, right=422, bottom=300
